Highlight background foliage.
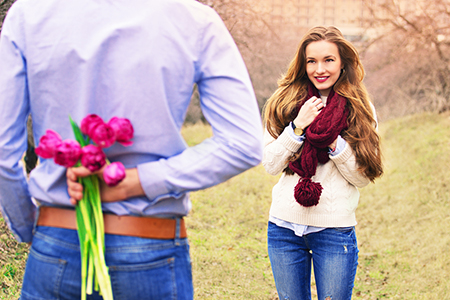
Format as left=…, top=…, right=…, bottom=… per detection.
left=0, top=0, right=14, bottom=30
left=362, top=0, right=450, bottom=119
left=3, top=0, right=450, bottom=122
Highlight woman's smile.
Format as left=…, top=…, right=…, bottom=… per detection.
left=314, top=76, right=329, bottom=83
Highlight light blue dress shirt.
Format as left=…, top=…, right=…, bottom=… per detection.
left=0, top=0, right=263, bottom=242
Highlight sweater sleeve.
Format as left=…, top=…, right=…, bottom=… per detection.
left=329, top=103, right=378, bottom=188
left=262, top=126, right=304, bottom=176
left=329, top=142, right=370, bottom=188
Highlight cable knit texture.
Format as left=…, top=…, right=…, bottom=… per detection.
left=262, top=127, right=372, bottom=228
left=289, top=83, right=349, bottom=207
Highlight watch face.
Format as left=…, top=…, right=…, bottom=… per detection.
left=294, top=127, right=303, bottom=135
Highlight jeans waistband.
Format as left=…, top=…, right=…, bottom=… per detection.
left=37, top=206, right=187, bottom=239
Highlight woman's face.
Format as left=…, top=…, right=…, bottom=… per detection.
left=305, top=40, right=342, bottom=97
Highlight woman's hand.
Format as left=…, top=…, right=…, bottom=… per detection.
left=328, top=138, right=338, bottom=152
left=67, top=166, right=144, bottom=205
left=293, top=96, right=324, bottom=130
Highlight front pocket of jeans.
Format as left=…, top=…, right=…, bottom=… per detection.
left=21, top=248, right=67, bottom=300
left=109, top=257, right=176, bottom=300
left=329, top=227, right=358, bottom=249
left=330, top=226, right=354, bottom=234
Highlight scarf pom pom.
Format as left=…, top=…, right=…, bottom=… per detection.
left=294, top=178, right=323, bottom=207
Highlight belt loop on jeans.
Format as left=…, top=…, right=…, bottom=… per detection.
left=175, top=218, right=181, bottom=246
left=36, top=206, right=187, bottom=240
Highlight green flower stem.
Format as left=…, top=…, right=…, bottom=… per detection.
left=86, top=240, right=94, bottom=295
left=76, top=189, right=89, bottom=300
left=70, top=116, right=114, bottom=299
left=77, top=176, right=113, bottom=299
left=77, top=179, right=94, bottom=294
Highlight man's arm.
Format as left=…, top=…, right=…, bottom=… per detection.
left=136, top=9, right=263, bottom=203
left=0, top=5, right=36, bottom=243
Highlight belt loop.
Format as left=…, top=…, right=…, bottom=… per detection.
left=32, top=206, right=41, bottom=236
left=174, top=218, right=181, bottom=246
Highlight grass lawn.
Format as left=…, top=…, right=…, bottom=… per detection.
left=1, top=112, right=450, bottom=299
left=0, top=217, right=28, bottom=298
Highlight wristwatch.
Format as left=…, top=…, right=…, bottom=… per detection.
left=292, top=123, right=304, bottom=136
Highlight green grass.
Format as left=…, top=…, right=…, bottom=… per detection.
left=0, top=217, right=28, bottom=300
left=186, top=165, right=279, bottom=299
left=353, top=112, right=450, bottom=299
left=182, top=122, right=279, bottom=299
left=1, top=113, right=450, bottom=299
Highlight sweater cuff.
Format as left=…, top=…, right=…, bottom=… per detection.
left=278, top=126, right=304, bottom=153
left=329, top=141, right=353, bottom=164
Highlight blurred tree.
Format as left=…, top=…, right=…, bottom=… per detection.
left=362, top=0, right=450, bottom=119
left=0, top=0, right=15, bottom=32
left=187, top=0, right=305, bottom=124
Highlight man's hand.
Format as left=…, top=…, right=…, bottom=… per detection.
left=67, top=166, right=145, bottom=205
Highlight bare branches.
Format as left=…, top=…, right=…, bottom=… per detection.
left=1, top=0, right=16, bottom=32
left=362, top=0, right=450, bottom=117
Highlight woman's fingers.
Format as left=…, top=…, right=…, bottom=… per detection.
left=314, top=99, right=324, bottom=111
left=294, top=96, right=324, bottom=128
left=308, top=96, right=324, bottom=111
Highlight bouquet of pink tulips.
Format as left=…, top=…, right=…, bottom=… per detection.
left=35, top=114, right=134, bottom=300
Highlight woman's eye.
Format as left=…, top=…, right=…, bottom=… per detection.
left=307, top=60, right=315, bottom=64
left=326, top=59, right=335, bottom=62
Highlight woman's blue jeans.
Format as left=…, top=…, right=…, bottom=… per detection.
left=20, top=225, right=193, bottom=300
left=267, top=222, right=359, bottom=300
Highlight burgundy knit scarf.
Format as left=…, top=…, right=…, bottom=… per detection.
left=289, top=83, right=349, bottom=207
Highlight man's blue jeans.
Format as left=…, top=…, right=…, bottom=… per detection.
left=20, top=225, right=193, bottom=300
left=267, top=222, right=358, bottom=300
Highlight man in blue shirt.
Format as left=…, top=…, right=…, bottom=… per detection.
left=0, top=0, right=263, bottom=298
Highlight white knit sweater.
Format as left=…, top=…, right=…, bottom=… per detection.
left=263, top=126, right=371, bottom=228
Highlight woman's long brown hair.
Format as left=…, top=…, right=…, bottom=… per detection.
left=263, top=26, right=383, bottom=181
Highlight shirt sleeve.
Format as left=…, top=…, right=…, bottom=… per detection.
left=137, top=9, right=263, bottom=202
left=329, top=135, right=346, bottom=156
left=0, top=6, right=37, bottom=243
left=288, top=122, right=306, bottom=142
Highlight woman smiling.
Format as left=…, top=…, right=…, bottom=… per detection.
left=262, top=26, right=383, bottom=300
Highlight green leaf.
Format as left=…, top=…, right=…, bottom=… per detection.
left=69, top=115, right=90, bottom=147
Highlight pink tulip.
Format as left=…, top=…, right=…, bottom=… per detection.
left=80, top=114, right=104, bottom=137
left=108, top=117, right=134, bottom=146
left=89, top=123, right=116, bottom=148
left=103, top=162, right=126, bottom=187
left=35, top=129, right=63, bottom=159
left=54, top=140, right=82, bottom=168
left=81, top=145, right=106, bottom=172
